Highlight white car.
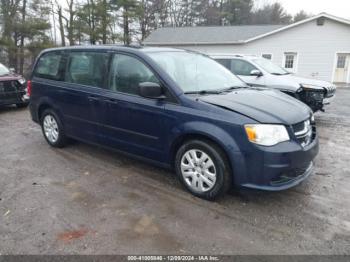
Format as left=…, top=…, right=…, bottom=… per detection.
left=212, top=54, right=336, bottom=112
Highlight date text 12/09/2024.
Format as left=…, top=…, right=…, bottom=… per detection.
left=127, top=256, right=220, bottom=261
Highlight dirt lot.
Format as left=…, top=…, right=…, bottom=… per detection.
left=0, top=87, right=350, bottom=255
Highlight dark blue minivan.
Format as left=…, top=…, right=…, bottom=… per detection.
left=29, top=46, right=319, bottom=200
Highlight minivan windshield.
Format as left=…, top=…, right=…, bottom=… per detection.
left=252, top=58, right=290, bottom=75
left=0, top=63, right=10, bottom=76
left=148, top=51, right=246, bottom=93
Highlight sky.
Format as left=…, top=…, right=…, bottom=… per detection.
left=55, top=0, right=350, bottom=20
left=254, top=0, right=350, bottom=19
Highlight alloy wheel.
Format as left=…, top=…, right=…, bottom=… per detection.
left=180, top=149, right=217, bottom=192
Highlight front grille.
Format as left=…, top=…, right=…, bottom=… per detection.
left=292, top=118, right=316, bottom=147
left=0, top=80, right=22, bottom=100
left=298, top=89, right=325, bottom=111
left=299, top=89, right=324, bottom=103
left=270, top=162, right=313, bottom=186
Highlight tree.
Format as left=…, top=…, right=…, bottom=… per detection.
left=56, top=3, right=66, bottom=46
left=293, top=10, right=311, bottom=23
left=251, top=2, right=292, bottom=25
left=221, top=0, right=254, bottom=25
left=134, top=0, right=171, bottom=41
left=0, top=0, right=52, bottom=73
left=75, top=0, right=114, bottom=44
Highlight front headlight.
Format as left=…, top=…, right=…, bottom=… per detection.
left=18, top=78, right=26, bottom=85
left=300, top=84, right=324, bottom=91
left=311, top=114, right=315, bottom=123
left=245, top=124, right=290, bottom=146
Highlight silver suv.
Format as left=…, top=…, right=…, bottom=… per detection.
left=212, top=54, right=336, bottom=112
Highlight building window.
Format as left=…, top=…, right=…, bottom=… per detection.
left=262, top=54, right=272, bottom=60
left=284, top=52, right=297, bottom=72
left=337, top=55, right=347, bottom=69
left=285, top=54, right=295, bottom=69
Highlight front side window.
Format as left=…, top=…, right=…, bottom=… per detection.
left=109, top=54, right=159, bottom=95
left=148, top=51, right=245, bottom=93
left=230, top=59, right=257, bottom=76
left=215, top=59, right=231, bottom=70
left=34, top=52, right=64, bottom=81
left=66, top=52, right=109, bottom=88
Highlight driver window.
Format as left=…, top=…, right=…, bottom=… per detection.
left=109, top=54, right=160, bottom=95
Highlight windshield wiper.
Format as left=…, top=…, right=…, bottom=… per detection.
left=271, top=72, right=290, bottom=75
left=184, top=86, right=247, bottom=95
left=217, top=86, right=247, bottom=93
left=184, top=90, right=221, bottom=95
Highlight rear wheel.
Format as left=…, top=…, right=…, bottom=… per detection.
left=175, top=140, right=232, bottom=200
left=40, top=109, right=67, bottom=148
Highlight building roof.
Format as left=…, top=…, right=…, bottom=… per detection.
left=144, top=13, right=350, bottom=46
left=143, top=25, right=284, bottom=45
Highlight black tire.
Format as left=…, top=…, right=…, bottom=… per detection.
left=175, top=139, right=232, bottom=200
left=40, top=109, right=67, bottom=148
left=16, top=102, right=28, bottom=108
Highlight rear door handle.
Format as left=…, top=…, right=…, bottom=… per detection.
left=106, top=98, right=118, bottom=105
left=99, top=97, right=119, bottom=104
left=88, top=96, right=100, bottom=102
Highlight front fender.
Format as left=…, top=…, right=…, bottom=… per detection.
left=167, top=121, right=247, bottom=186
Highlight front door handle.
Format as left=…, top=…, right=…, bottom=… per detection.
left=88, top=96, right=119, bottom=105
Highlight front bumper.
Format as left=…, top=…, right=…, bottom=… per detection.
left=242, top=162, right=314, bottom=191
left=0, top=84, right=28, bottom=106
left=323, top=95, right=335, bottom=105
left=237, top=135, right=319, bottom=191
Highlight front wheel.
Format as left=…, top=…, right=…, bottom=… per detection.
left=40, top=109, right=67, bottom=148
left=175, top=140, right=232, bottom=200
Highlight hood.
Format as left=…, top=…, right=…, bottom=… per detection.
left=0, top=73, right=22, bottom=81
left=273, top=74, right=335, bottom=94
left=199, top=88, right=311, bottom=124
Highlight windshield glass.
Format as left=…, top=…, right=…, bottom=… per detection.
left=0, top=63, right=10, bottom=76
left=252, top=58, right=289, bottom=75
left=148, top=51, right=246, bottom=93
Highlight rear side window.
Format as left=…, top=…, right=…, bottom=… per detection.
left=231, top=59, right=257, bottom=76
left=215, top=59, right=231, bottom=70
left=34, top=52, right=65, bottom=81
left=65, top=52, right=109, bottom=88
left=109, top=54, right=159, bottom=95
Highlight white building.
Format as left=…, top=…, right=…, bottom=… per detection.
left=144, top=13, right=350, bottom=84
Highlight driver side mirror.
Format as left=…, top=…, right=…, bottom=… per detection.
left=139, top=82, right=166, bottom=99
left=9, top=67, right=15, bottom=73
left=250, top=70, right=263, bottom=77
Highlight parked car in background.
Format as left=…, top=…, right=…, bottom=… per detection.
left=212, top=54, right=337, bottom=112
left=0, top=63, right=29, bottom=108
left=29, top=46, right=318, bottom=200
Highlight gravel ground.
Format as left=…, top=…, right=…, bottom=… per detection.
left=0, top=87, right=349, bottom=255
